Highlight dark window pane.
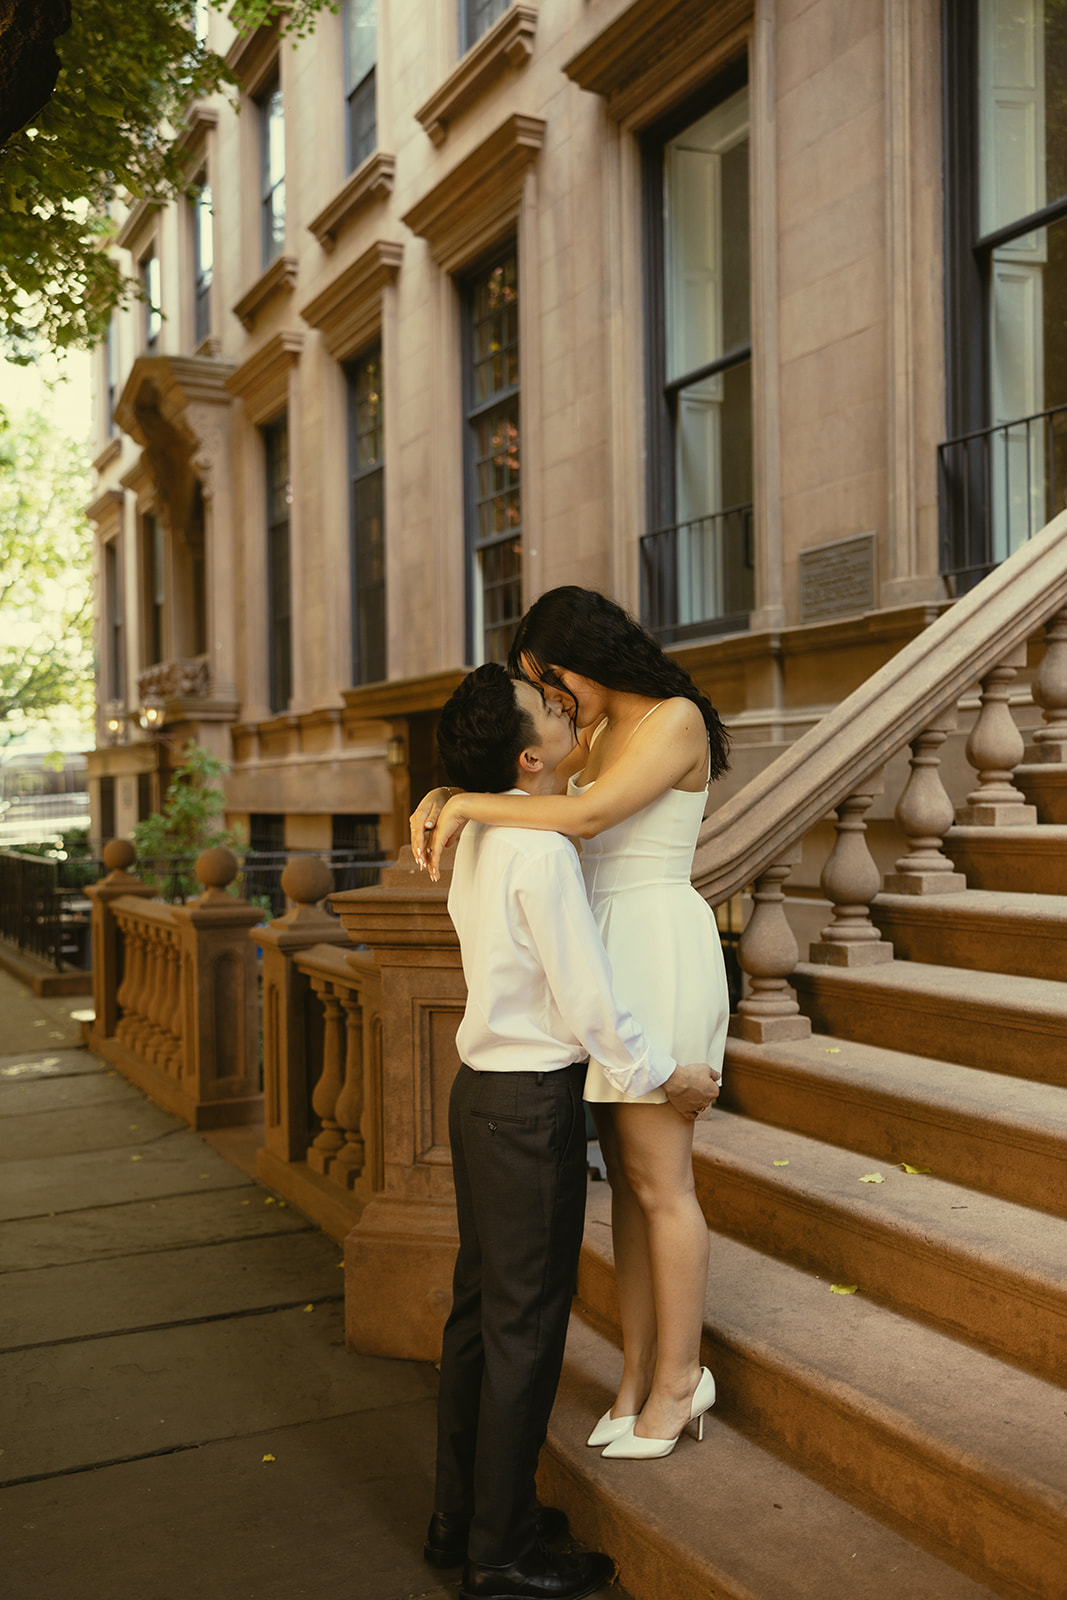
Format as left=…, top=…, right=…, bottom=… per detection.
left=264, top=418, right=292, bottom=713
left=348, top=348, right=386, bottom=685
left=348, top=66, right=376, bottom=172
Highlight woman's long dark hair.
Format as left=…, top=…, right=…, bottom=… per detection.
left=508, top=586, right=730, bottom=781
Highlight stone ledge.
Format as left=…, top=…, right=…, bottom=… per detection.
left=232, top=254, right=299, bottom=332
left=402, top=112, right=545, bottom=270
left=415, top=3, right=537, bottom=147
left=300, top=238, right=402, bottom=362
left=307, top=152, right=396, bottom=251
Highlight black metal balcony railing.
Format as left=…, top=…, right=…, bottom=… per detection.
left=640, top=504, right=754, bottom=645
left=0, top=849, right=98, bottom=972
left=938, top=403, right=1067, bottom=591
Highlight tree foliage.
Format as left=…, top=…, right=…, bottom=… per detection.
left=131, top=738, right=247, bottom=898
left=0, top=404, right=93, bottom=737
left=0, top=0, right=334, bottom=358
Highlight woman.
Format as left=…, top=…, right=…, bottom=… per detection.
left=412, top=587, right=731, bottom=1459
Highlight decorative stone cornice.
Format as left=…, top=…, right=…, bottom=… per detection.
left=225, top=17, right=281, bottom=97
left=114, top=354, right=237, bottom=448
left=173, top=104, right=219, bottom=164
left=226, top=329, right=303, bottom=424
left=138, top=657, right=211, bottom=702
left=116, top=195, right=160, bottom=252
left=307, top=152, right=397, bottom=252
left=232, top=253, right=299, bottom=332
left=92, top=436, right=122, bottom=474
left=402, top=113, right=545, bottom=271
left=415, top=4, right=538, bottom=147
left=300, top=239, right=403, bottom=362
left=341, top=668, right=469, bottom=722
left=563, top=0, right=752, bottom=127
left=86, top=487, right=125, bottom=528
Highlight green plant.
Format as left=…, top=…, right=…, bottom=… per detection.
left=131, top=739, right=246, bottom=900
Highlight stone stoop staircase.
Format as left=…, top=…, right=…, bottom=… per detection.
left=539, top=524, right=1067, bottom=1599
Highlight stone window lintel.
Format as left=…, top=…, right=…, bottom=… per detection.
left=402, top=112, right=545, bottom=272
left=307, top=151, right=397, bottom=252
left=232, top=253, right=299, bottom=332
left=300, top=239, right=403, bottom=363
left=416, top=3, right=538, bottom=147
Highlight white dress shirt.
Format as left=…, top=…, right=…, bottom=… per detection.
left=448, top=799, right=677, bottom=1097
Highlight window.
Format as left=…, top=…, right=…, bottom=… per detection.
left=463, top=247, right=521, bottom=666
left=192, top=175, right=213, bottom=346
left=264, top=417, right=292, bottom=713
left=141, top=248, right=162, bottom=349
left=942, top=0, right=1067, bottom=583
left=105, top=314, right=119, bottom=435
left=99, top=776, right=116, bottom=843
left=331, top=813, right=381, bottom=889
left=347, top=347, right=386, bottom=684
left=461, top=0, right=509, bottom=52
left=104, top=540, right=125, bottom=700
left=258, top=75, right=286, bottom=266
left=641, top=67, right=753, bottom=642
left=344, top=0, right=377, bottom=173
left=143, top=513, right=165, bottom=666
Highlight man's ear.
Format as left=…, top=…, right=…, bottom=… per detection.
left=517, top=747, right=545, bottom=774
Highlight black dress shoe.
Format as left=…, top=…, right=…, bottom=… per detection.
left=424, top=1506, right=570, bottom=1567
left=460, top=1543, right=615, bottom=1600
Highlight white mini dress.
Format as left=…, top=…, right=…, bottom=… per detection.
left=571, top=727, right=730, bottom=1106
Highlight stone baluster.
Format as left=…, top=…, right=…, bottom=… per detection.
left=127, top=921, right=157, bottom=1054
left=728, top=848, right=812, bottom=1043
left=955, top=645, right=1037, bottom=825
left=330, top=989, right=367, bottom=1188
left=307, top=979, right=347, bottom=1175
left=884, top=712, right=967, bottom=894
left=115, top=917, right=144, bottom=1047
left=85, top=840, right=155, bottom=1046
left=1026, top=608, right=1067, bottom=762
left=157, top=931, right=183, bottom=1075
left=809, top=776, right=894, bottom=963
left=143, top=927, right=169, bottom=1064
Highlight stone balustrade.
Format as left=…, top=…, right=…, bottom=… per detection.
left=87, top=840, right=263, bottom=1128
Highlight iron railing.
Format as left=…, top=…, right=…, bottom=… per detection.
left=0, top=849, right=97, bottom=972
left=640, top=504, right=754, bottom=644
left=938, top=402, right=1067, bottom=591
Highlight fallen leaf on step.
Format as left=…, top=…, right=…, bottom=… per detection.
left=859, top=1173, right=884, bottom=1184
left=304, top=1304, right=315, bottom=1313
left=262, top=1453, right=275, bottom=1464
left=825, top=1048, right=841, bottom=1054
left=130, top=1154, right=142, bottom=1162
left=773, top=1159, right=790, bottom=1167
left=831, top=1284, right=859, bottom=1295
left=900, top=1163, right=932, bottom=1175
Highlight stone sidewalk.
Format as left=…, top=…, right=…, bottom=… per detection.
left=0, top=971, right=457, bottom=1600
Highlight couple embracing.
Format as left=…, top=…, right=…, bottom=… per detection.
left=411, top=587, right=731, bottom=1600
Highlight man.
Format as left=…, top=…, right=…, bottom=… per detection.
left=423, top=663, right=720, bottom=1600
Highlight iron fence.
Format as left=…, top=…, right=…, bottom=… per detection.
left=0, top=849, right=96, bottom=972
left=938, top=402, right=1067, bottom=591
left=640, top=504, right=754, bottom=643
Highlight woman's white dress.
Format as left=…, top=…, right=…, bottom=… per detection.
left=570, top=762, right=730, bottom=1105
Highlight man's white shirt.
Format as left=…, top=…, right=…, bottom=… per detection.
left=448, top=798, right=677, bottom=1096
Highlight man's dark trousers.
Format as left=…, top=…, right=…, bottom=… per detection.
left=434, top=1060, right=588, bottom=1567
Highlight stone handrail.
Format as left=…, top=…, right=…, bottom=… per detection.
left=692, top=508, right=1067, bottom=904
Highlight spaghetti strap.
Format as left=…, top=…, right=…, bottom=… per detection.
left=633, top=701, right=664, bottom=732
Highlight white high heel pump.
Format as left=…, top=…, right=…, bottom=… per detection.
left=600, top=1368, right=716, bottom=1460
left=586, top=1408, right=639, bottom=1447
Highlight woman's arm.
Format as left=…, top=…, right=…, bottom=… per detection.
left=409, top=786, right=464, bottom=865
left=426, top=699, right=706, bottom=878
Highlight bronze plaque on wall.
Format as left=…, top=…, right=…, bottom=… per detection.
left=799, top=533, right=877, bottom=622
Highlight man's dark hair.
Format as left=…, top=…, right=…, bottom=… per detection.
left=436, top=663, right=539, bottom=792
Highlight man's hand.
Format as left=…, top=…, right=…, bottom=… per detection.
left=663, top=1063, right=721, bottom=1121
left=409, top=787, right=457, bottom=869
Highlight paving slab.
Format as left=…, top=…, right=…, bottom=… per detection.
left=0, top=1067, right=148, bottom=1116
left=0, top=978, right=86, bottom=1050
left=0, top=1095, right=183, bottom=1160
left=0, top=1048, right=106, bottom=1081
left=0, top=1229, right=346, bottom=1349
left=1, top=1402, right=456, bottom=1600
left=0, top=1128, right=251, bottom=1221
left=0, top=1299, right=439, bottom=1484
left=0, top=1186, right=312, bottom=1272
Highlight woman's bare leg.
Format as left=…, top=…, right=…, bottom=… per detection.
left=593, top=1106, right=657, bottom=1418
left=611, top=1102, right=709, bottom=1441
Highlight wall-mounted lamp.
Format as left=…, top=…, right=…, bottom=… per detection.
left=138, top=696, right=166, bottom=732
left=386, top=736, right=406, bottom=767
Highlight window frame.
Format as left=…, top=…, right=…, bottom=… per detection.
left=460, top=0, right=510, bottom=54
left=140, top=245, right=162, bottom=350
left=191, top=171, right=214, bottom=347
left=460, top=241, right=522, bottom=666
left=345, top=343, right=387, bottom=686
left=104, top=538, right=125, bottom=702
left=343, top=0, right=378, bottom=174
left=142, top=511, right=165, bottom=667
left=263, top=415, right=293, bottom=715
left=257, top=73, right=286, bottom=267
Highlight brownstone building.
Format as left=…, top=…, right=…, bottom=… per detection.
left=87, top=0, right=1067, bottom=886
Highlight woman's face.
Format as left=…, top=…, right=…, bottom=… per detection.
left=520, top=655, right=605, bottom=729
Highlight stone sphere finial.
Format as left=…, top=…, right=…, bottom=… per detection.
left=195, top=845, right=238, bottom=890
left=103, top=839, right=136, bottom=872
left=281, top=854, right=333, bottom=906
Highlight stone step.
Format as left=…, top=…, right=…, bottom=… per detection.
left=872, top=889, right=1067, bottom=980
left=791, top=958, right=1067, bottom=1084
left=541, top=1313, right=1005, bottom=1600
left=574, top=1186, right=1067, bottom=1599
left=721, top=1031, right=1067, bottom=1217
left=690, top=1111, right=1067, bottom=1381
left=946, top=824, right=1067, bottom=894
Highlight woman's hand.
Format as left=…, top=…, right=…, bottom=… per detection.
left=663, top=1063, right=721, bottom=1121
left=428, top=794, right=470, bottom=880
left=409, top=787, right=457, bottom=869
